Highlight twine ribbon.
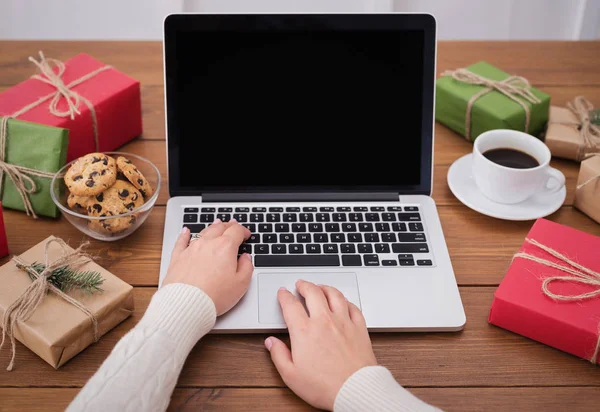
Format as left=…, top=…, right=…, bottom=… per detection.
left=441, top=68, right=541, bottom=141
left=0, top=238, right=99, bottom=371
left=576, top=153, right=600, bottom=190
left=514, top=238, right=600, bottom=364
left=0, top=52, right=112, bottom=218
left=551, top=96, right=600, bottom=161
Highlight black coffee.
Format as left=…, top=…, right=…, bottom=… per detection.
left=482, top=148, right=539, bottom=169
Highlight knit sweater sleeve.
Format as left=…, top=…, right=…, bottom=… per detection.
left=334, top=366, right=442, bottom=412
left=66, top=283, right=216, bottom=412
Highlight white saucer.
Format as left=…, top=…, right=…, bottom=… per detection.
left=447, top=154, right=567, bottom=221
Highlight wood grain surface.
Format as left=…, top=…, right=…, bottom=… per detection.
left=1, top=40, right=599, bottom=411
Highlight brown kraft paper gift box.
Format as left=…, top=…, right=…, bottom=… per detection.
left=0, top=236, right=134, bottom=370
left=574, top=154, right=600, bottom=224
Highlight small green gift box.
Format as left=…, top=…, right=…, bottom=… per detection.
left=435, top=61, right=551, bottom=142
left=0, top=117, right=69, bottom=218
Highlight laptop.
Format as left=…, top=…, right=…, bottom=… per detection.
left=159, top=13, right=466, bottom=332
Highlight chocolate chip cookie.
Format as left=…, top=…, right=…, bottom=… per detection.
left=116, top=156, right=154, bottom=199
left=64, top=153, right=117, bottom=196
left=67, top=193, right=93, bottom=214
left=87, top=180, right=143, bottom=234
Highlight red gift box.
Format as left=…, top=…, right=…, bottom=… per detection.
left=0, top=203, right=8, bottom=258
left=489, top=218, right=600, bottom=364
left=0, top=52, right=142, bottom=162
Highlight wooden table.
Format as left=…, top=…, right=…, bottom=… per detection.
left=1, top=41, right=600, bottom=411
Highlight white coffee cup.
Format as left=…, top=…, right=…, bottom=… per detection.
left=472, top=129, right=565, bottom=204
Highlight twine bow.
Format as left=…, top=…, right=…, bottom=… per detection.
left=514, top=238, right=600, bottom=364
left=441, top=68, right=542, bottom=141
left=0, top=52, right=112, bottom=218
left=0, top=238, right=99, bottom=371
left=559, top=97, right=600, bottom=161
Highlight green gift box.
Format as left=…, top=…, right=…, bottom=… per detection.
left=435, top=61, right=551, bottom=142
left=0, top=117, right=69, bottom=218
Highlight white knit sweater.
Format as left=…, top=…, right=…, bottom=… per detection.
left=67, top=284, right=440, bottom=412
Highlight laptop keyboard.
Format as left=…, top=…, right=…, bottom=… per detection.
left=182, top=205, right=434, bottom=268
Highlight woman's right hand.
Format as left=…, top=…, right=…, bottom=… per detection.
left=264, top=280, right=378, bottom=411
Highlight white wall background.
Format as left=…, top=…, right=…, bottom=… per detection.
left=0, top=0, right=599, bottom=40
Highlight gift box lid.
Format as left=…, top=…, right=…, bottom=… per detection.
left=490, top=219, right=600, bottom=363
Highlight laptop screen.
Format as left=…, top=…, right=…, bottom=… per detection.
left=164, top=14, right=435, bottom=196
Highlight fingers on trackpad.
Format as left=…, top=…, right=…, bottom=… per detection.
left=257, top=272, right=361, bottom=324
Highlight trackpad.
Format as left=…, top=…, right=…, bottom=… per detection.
left=258, top=272, right=361, bottom=324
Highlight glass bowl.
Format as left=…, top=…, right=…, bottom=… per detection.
left=51, top=152, right=161, bottom=241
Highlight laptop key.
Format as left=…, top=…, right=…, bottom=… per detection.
left=381, top=233, right=396, bottom=242
left=405, top=206, right=419, bottom=212
left=359, top=223, right=373, bottom=232
left=235, top=207, right=250, bottom=212
left=259, top=224, right=272, bottom=232
left=397, top=233, right=426, bottom=242
left=267, top=213, right=281, bottom=222
left=218, top=207, right=232, bottom=213
left=280, top=234, right=294, bottom=243
left=348, top=233, right=362, bottom=243
left=376, top=244, right=390, bottom=253
left=382, top=259, right=397, bottom=266
left=337, top=206, right=351, bottom=212
left=300, top=213, right=314, bottom=222
left=331, top=233, right=345, bottom=243
left=364, top=233, right=379, bottom=242
left=303, top=207, right=317, bottom=212
left=342, top=223, right=357, bottom=232
left=290, top=244, right=304, bottom=254
left=269, top=207, right=283, bottom=212
left=388, top=206, right=402, bottom=211
left=283, top=213, right=297, bottom=222
left=326, top=223, right=340, bottom=232
left=349, top=213, right=363, bottom=222
left=393, top=223, right=408, bottom=232
left=239, top=244, right=252, bottom=254
left=324, top=244, right=339, bottom=254
left=376, top=223, right=390, bottom=232
left=252, top=207, right=267, bottom=212
left=233, top=213, right=248, bottom=222
left=276, top=223, right=290, bottom=232
left=409, top=223, right=424, bottom=232
left=242, top=223, right=256, bottom=232
left=316, top=213, right=330, bottom=222
left=184, top=214, right=198, bottom=223
left=371, top=206, right=385, bottom=211
left=247, top=234, right=260, bottom=243
left=254, top=254, right=339, bottom=267
left=399, top=258, right=415, bottom=266
left=341, top=244, right=356, bottom=253
left=333, top=213, right=347, bottom=222
left=250, top=214, right=264, bottom=222
left=365, top=213, right=379, bottom=221
left=263, top=234, right=277, bottom=243
left=272, top=244, right=287, bottom=254
left=363, top=254, right=380, bottom=266
left=417, top=259, right=433, bottom=266
left=201, top=207, right=216, bottom=213
left=255, top=244, right=269, bottom=254
left=314, top=233, right=328, bottom=243
left=358, top=244, right=373, bottom=253
left=297, top=233, right=311, bottom=243
left=307, top=244, right=322, bottom=254
left=392, top=243, right=429, bottom=253
left=398, top=213, right=421, bottom=221
left=382, top=213, right=396, bottom=221
left=286, top=207, right=300, bottom=212
left=292, top=223, right=306, bottom=232
left=309, top=223, right=323, bottom=232
left=342, top=255, right=362, bottom=266
left=184, top=224, right=205, bottom=233
left=217, top=213, right=231, bottom=222
left=184, top=207, right=199, bottom=213
left=354, top=206, right=368, bottom=211
left=320, top=207, right=334, bottom=212
left=200, top=214, right=214, bottom=222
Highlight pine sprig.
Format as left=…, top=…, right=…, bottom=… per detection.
left=18, top=262, right=104, bottom=294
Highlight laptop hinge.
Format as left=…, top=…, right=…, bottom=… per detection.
left=202, top=192, right=399, bottom=203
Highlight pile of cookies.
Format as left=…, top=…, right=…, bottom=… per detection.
left=64, top=153, right=154, bottom=234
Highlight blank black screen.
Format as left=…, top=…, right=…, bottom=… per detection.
left=169, top=19, right=425, bottom=191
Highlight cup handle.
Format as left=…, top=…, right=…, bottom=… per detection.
left=542, top=167, right=566, bottom=195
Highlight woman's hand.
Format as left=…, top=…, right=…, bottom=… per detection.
left=265, top=280, right=378, bottom=411
left=163, top=219, right=253, bottom=315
